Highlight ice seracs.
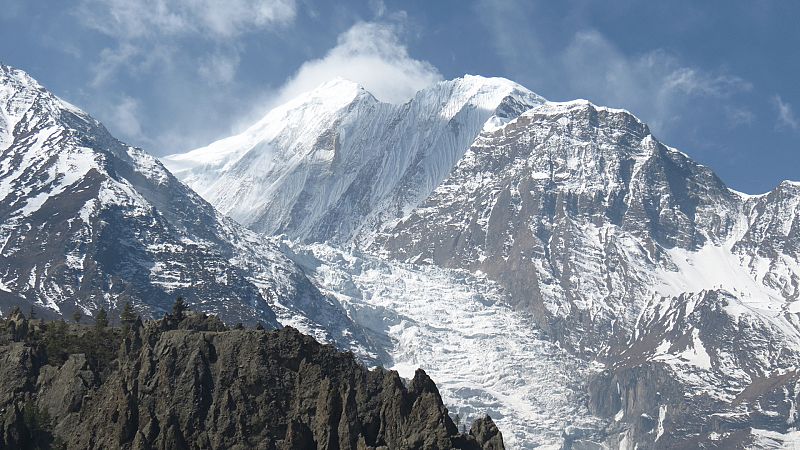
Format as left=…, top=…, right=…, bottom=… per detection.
left=288, top=242, right=603, bottom=449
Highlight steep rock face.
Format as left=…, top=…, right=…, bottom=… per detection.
left=0, top=65, right=374, bottom=359
left=0, top=313, right=503, bottom=450
left=589, top=290, right=800, bottom=448
left=377, top=101, right=741, bottom=350
left=372, top=100, right=800, bottom=446
left=734, top=181, right=800, bottom=302
left=162, top=76, right=544, bottom=244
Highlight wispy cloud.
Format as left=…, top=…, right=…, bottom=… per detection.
left=91, top=43, right=149, bottom=86
left=76, top=0, right=297, bottom=86
left=72, top=4, right=442, bottom=154
left=198, top=51, right=241, bottom=85
left=103, top=95, right=149, bottom=145
left=477, top=0, right=753, bottom=134
left=773, top=95, right=799, bottom=130
left=724, top=106, right=755, bottom=126
left=75, top=0, right=296, bottom=40
left=70, top=0, right=300, bottom=151
left=273, top=20, right=442, bottom=105
left=560, top=31, right=752, bottom=131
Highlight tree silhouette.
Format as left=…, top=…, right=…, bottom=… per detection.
left=94, top=308, right=108, bottom=329
left=120, top=302, right=136, bottom=333
left=172, top=296, right=188, bottom=321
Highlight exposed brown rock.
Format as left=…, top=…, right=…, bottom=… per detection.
left=0, top=313, right=503, bottom=450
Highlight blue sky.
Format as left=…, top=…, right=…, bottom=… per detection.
left=1, top=0, right=797, bottom=193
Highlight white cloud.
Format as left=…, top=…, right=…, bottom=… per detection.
left=560, top=31, right=752, bottom=130
left=76, top=0, right=296, bottom=86
left=198, top=51, right=241, bottom=85
left=92, top=44, right=140, bottom=86
left=273, top=21, right=442, bottom=105
left=477, top=1, right=753, bottom=134
left=107, top=96, right=147, bottom=143
left=724, top=106, right=755, bottom=126
left=773, top=95, right=799, bottom=130
left=76, top=0, right=296, bottom=40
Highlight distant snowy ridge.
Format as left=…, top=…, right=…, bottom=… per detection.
left=0, top=64, right=378, bottom=363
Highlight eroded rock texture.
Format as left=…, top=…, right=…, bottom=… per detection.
left=0, top=312, right=502, bottom=450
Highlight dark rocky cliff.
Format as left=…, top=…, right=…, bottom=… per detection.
left=0, top=309, right=503, bottom=450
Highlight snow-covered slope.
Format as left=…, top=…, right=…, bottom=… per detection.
left=0, top=64, right=377, bottom=361
left=162, top=76, right=544, bottom=244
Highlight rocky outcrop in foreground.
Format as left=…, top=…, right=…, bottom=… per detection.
left=0, top=309, right=502, bottom=449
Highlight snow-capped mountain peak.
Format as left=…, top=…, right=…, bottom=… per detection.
left=0, top=65, right=91, bottom=152
left=164, top=77, right=376, bottom=179
left=263, top=76, right=376, bottom=127
left=7, top=62, right=800, bottom=448
left=162, top=74, right=546, bottom=243
left=533, top=98, right=643, bottom=117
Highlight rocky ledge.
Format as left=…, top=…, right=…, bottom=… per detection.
left=0, top=308, right=503, bottom=450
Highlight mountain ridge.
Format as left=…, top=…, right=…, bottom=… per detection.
left=0, top=309, right=505, bottom=450
left=0, top=63, right=382, bottom=364
left=160, top=71, right=799, bottom=448
left=162, top=74, right=546, bottom=244
left=374, top=97, right=800, bottom=446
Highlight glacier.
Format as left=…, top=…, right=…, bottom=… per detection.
left=283, top=242, right=604, bottom=449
